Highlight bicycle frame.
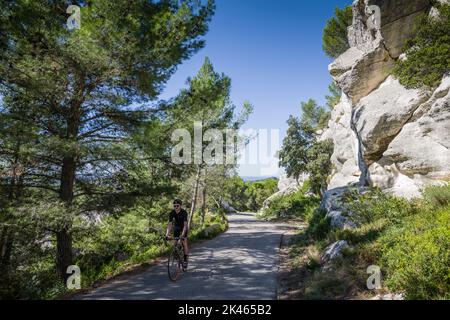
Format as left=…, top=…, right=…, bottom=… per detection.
left=167, top=237, right=187, bottom=281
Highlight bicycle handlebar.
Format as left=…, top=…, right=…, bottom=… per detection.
left=165, top=236, right=187, bottom=241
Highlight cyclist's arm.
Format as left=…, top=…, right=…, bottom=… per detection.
left=181, top=220, right=188, bottom=238
left=166, top=222, right=173, bottom=238
left=166, top=213, right=173, bottom=237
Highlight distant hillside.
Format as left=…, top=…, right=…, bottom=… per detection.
left=241, top=176, right=278, bottom=183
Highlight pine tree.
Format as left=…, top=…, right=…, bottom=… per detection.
left=279, top=100, right=333, bottom=195
left=0, top=0, right=215, bottom=280
left=322, top=6, right=353, bottom=58
left=169, top=58, right=252, bottom=229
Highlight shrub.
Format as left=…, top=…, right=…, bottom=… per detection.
left=392, top=4, right=450, bottom=88
left=422, top=184, right=450, bottom=208
left=306, top=208, right=331, bottom=241
left=343, top=188, right=416, bottom=226
left=287, top=185, right=450, bottom=300
left=245, top=178, right=278, bottom=212
left=378, top=207, right=450, bottom=299
left=223, top=176, right=248, bottom=211
left=305, top=139, right=334, bottom=195
left=342, top=185, right=450, bottom=299
left=259, top=183, right=321, bottom=221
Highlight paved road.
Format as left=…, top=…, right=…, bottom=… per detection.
left=76, top=213, right=293, bottom=300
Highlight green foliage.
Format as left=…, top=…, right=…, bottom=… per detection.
left=378, top=207, right=450, bottom=299
left=322, top=6, right=353, bottom=58
left=301, top=99, right=331, bottom=132
left=190, top=211, right=228, bottom=240
left=279, top=99, right=333, bottom=196
left=285, top=184, right=450, bottom=300
left=326, top=185, right=450, bottom=299
left=223, top=176, right=248, bottom=210
left=343, top=188, right=416, bottom=226
left=392, top=4, right=450, bottom=88
left=306, top=208, right=332, bottom=241
left=0, top=0, right=252, bottom=299
left=244, top=178, right=278, bottom=212
left=325, top=82, right=342, bottom=109
left=0, top=0, right=217, bottom=285
left=259, top=183, right=321, bottom=221
left=422, top=184, right=450, bottom=208
left=223, top=176, right=278, bottom=212
left=279, top=115, right=312, bottom=180
left=305, top=139, right=334, bottom=195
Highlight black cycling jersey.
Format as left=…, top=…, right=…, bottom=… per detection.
left=169, top=209, right=188, bottom=229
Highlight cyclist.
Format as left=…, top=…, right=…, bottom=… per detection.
left=165, top=199, right=189, bottom=268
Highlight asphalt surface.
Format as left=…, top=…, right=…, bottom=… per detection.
left=75, top=213, right=293, bottom=300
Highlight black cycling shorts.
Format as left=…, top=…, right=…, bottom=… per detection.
left=173, top=226, right=188, bottom=238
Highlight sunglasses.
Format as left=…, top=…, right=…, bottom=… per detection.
left=173, top=204, right=181, bottom=207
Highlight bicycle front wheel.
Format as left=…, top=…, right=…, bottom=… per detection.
left=168, top=251, right=182, bottom=282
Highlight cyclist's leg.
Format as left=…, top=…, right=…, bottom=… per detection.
left=182, top=229, right=189, bottom=266
left=173, top=227, right=183, bottom=255
left=182, top=238, right=189, bottom=256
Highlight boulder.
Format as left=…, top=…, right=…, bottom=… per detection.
left=201, top=224, right=222, bottom=238
left=277, top=173, right=305, bottom=193
left=221, top=201, right=237, bottom=213
left=329, top=40, right=393, bottom=104
left=371, top=293, right=405, bottom=300
left=321, top=240, right=350, bottom=264
left=321, top=186, right=358, bottom=229
left=327, top=211, right=357, bottom=230
left=353, top=76, right=430, bottom=165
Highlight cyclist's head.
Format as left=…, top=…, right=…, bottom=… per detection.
left=173, top=199, right=182, bottom=209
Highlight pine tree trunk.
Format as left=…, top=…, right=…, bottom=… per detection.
left=56, top=228, right=73, bottom=281
left=0, top=226, right=7, bottom=271
left=201, top=169, right=207, bottom=229
left=56, top=95, right=81, bottom=280
left=57, top=156, right=76, bottom=281
left=0, top=228, right=13, bottom=273
left=201, top=186, right=207, bottom=229
left=188, top=166, right=202, bottom=230
left=0, top=145, right=21, bottom=274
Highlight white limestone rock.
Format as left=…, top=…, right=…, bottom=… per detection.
left=353, top=76, right=430, bottom=165
left=321, top=240, right=350, bottom=264
left=368, top=76, right=450, bottom=197
left=331, top=0, right=431, bottom=104
left=321, top=94, right=361, bottom=190
left=221, top=201, right=237, bottom=213
left=323, top=0, right=448, bottom=202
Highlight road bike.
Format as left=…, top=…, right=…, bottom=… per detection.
left=165, top=237, right=188, bottom=281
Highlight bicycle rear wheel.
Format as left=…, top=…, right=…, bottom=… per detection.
left=168, top=251, right=182, bottom=282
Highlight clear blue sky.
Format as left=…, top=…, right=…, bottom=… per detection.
left=159, top=0, right=352, bottom=178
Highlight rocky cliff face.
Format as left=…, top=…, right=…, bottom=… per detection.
left=323, top=0, right=450, bottom=204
